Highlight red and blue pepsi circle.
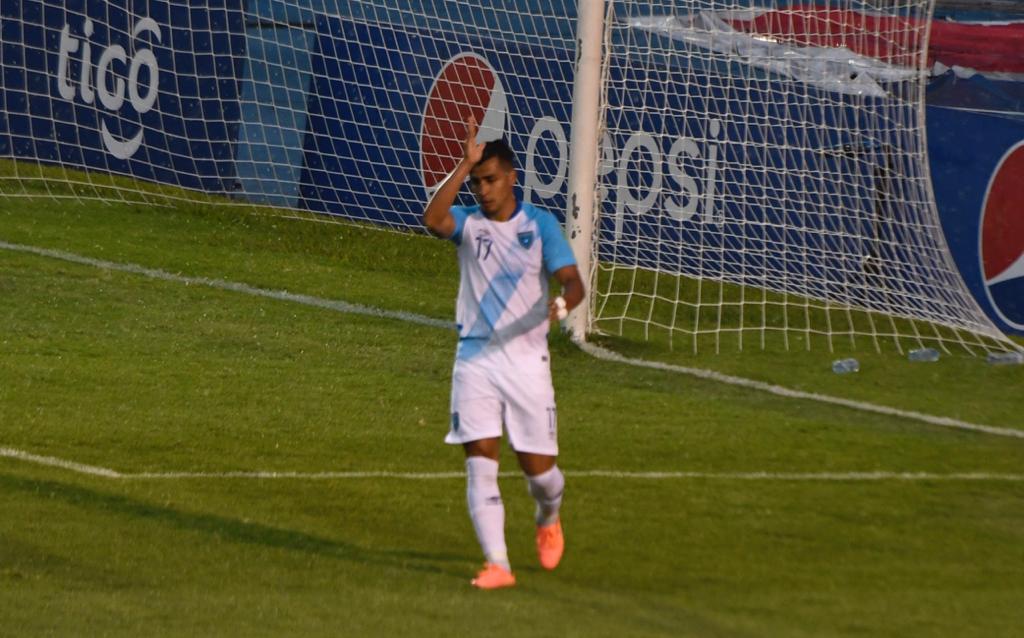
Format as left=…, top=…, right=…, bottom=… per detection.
left=420, top=53, right=507, bottom=194
left=978, top=140, right=1024, bottom=330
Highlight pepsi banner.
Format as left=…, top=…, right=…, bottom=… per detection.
left=296, top=14, right=575, bottom=229
left=290, top=15, right=1022, bottom=335
left=299, top=15, right=930, bottom=320
left=0, top=0, right=246, bottom=191
left=928, top=104, right=1024, bottom=335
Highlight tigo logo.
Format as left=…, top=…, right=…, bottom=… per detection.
left=420, top=53, right=507, bottom=193
left=979, top=141, right=1024, bottom=329
left=56, top=17, right=161, bottom=160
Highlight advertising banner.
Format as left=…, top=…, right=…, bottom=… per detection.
left=0, top=0, right=245, bottom=191
left=928, top=103, right=1024, bottom=335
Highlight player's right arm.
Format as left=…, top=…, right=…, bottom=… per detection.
left=422, top=116, right=484, bottom=239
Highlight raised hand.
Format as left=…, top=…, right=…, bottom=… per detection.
left=464, top=116, right=485, bottom=166
left=423, top=115, right=485, bottom=238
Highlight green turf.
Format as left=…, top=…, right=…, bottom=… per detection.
left=1, top=193, right=1023, bottom=637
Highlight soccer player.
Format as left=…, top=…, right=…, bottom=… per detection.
left=423, top=117, right=584, bottom=590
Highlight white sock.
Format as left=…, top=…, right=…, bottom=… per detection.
left=465, top=456, right=509, bottom=571
left=526, top=465, right=564, bottom=527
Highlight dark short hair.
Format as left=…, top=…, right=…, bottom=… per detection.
left=479, top=138, right=515, bottom=169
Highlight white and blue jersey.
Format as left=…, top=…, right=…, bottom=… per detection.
left=448, top=201, right=576, bottom=369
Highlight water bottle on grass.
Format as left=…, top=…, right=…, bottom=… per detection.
left=908, top=348, right=939, bottom=362
left=987, top=351, right=1024, bottom=365
left=832, top=358, right=859, bottom=374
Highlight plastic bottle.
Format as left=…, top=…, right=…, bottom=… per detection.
left=832, top=358, right=859, bottom=374
left=908, top=347, right=940, bottom=362
left=987, top=351, right=1024, bottom=366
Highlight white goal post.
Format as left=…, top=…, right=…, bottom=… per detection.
left=0, top=0, right=1018, bottom=355
left=564, top=0, right=606, bottom=341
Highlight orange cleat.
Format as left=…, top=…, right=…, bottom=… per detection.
left=471, top=563, right=516, bottom=590
left=536, top=519, right=564, bottom=570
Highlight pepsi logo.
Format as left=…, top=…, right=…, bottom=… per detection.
left=979, top=140, right=1024, bottom=329
left=420, top=53, right=507, bottom=193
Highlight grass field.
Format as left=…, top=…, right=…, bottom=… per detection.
left=1, top=191, right=1023, bottom=637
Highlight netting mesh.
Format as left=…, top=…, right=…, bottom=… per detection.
left=0, top=0, right=1017, bottom=354
left=593, top=0, right=1015, bottom=353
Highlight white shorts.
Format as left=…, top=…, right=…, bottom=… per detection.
left=445, top=358, right=558, bottom=456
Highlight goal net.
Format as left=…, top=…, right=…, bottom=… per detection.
left=0, top=0, right=1017, bottom=355
left=592, top=1, right=1016, bottom=354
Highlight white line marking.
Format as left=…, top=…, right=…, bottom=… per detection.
left=2, top=448, right=1023, bottom=482
left=564, top=470, right=1024, bottom=481
left=0, top=447, right=123, bottom=478
left=0, top=240, right=453, bottom=330
left=2, top=239, right=1021, bottom=439
left=579, top=342, right=1024, bottom=440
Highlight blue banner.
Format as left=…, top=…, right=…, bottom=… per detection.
left=928, top=102, right=1024, bottom=335
left=297, top=13, right=575, bottom=229
left=297, top=16, right=928, bottom=321
left=0, top=0, right=245, bottom=191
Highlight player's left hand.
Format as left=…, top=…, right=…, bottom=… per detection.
left=548, top=296, right=568, bottom=323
